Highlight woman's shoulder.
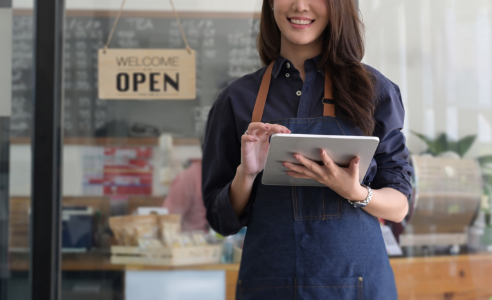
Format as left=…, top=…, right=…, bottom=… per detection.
left=363, top=64, right=406, bottom=130
left=362, top=64, right=399, bottom=101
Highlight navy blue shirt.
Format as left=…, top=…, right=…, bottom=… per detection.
left=202, top=55, right=414, bottom=236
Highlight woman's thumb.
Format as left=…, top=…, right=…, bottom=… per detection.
left=349, top=157, right=360, bottom=177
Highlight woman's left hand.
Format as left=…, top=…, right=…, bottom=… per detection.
left=283, top=149, right=367, bottom=201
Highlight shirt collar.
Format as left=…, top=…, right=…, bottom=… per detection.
left=271, top=54, right=325, bottom=78
left=272, top=56, right=288, bottom=78
left=312, top=54, right=325, bottom=76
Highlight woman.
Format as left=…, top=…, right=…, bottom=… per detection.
left=202, top=0, right=413, bottom=299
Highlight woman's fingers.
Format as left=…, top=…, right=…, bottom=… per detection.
left=283, top=153, right=361, bottom=190
left=283, top=161, right=319, bottom=180
left=319, top=149, right=338, bottom=174
left=348, top=157, right=360, bottom=178
left=265, top=123, right=291, bottom=134
left=246, top=123, right=291, bottom=138
left=247, top=122, right=271, bottom=136
left=241, top=134, right=259, bottom=143
left=293, top=154, right=324, bottom=176
left=286, top=171, right=312, bottom=179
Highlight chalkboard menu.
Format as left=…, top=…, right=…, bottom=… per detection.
left=11, top=13, right=262, bottom=138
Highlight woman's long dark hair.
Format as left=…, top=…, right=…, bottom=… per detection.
left=257, top=0, right=376, bottom=136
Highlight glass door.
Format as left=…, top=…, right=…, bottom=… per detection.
left=2, top=0, right=33, bottom=299
left=58, top=1, right=259, bottom=300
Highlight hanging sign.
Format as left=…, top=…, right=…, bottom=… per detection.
left=98, top=0, right=195, bottom=100
left=98, top=48, right=196, bottom=100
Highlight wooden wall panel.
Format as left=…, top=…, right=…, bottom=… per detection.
left=225, top=255, right=492, bottom=300
left=9, top=197, right=30, bottom=249
left=391, top=255, right=492, bottom=300
left=226, top=270, right=239, bottom=300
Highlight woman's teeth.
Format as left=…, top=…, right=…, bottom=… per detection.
left=290, top=19, right=313, bottom=25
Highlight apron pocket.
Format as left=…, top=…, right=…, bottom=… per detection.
left=292, top=187, right=342, bottom=221
left=238, top=278, right=294, bottom=300
left=297, top=276, right=363, bottom=300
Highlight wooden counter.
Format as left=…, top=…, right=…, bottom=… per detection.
left=9, top=252, right=125, bottom=271
left=9, top=252, right=492, bottom=300
left=391, top=254, right=492, bottom=300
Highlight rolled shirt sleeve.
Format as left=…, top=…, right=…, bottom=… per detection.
left=364, top=80, right=414, bottom=199
left=202, top=90, right=254, bottom=236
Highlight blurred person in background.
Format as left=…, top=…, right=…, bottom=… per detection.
left=202, top=0, right=413, bottom=299
left=163, top=159, right=208, bottom=232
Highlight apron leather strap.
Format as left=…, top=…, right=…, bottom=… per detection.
left=323, top=66, right=335, bottom=116
left=252, top=63, right=274, bottom=123
left=252, top=61, right=335, bottom=123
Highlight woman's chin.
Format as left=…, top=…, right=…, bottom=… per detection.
left=283, top=35, right=320, bottom=47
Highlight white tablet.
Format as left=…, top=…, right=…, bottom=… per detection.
left=262, top=134, right=380, bottom=187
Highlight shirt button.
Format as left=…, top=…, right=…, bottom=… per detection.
left=286, top=62, right=291, bottom=68
left=296, top=90, right=302, bottom=96
left=285, top=73, right=290, bottom=78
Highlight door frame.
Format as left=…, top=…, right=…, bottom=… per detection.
left=30, top=0, right=65, bottom=299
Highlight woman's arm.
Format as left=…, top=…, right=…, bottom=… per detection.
left=283, top=152, right=409, bottom=223
left=202, top=95, right=247, bottom=236
left=202, top=94, right=291, bottom=234
left=349, top=184, right=409, bottom=223
left=229, top=166, right=257, bottom=217
left=229, top=123, right=291, bottom=217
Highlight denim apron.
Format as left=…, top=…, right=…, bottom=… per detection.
left=236, top=62, right=397, bottom=300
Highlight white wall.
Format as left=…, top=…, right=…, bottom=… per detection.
left=361, top=0, right=492, bottom=158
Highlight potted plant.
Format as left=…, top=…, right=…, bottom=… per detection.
left=413, top=132, right=492, bottom=250
left=412, top=132, right=476, bottom=158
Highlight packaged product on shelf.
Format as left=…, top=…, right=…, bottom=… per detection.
left=170, top=238, right=182, bottom=248
left=158, top=214, right=182, bottom=247
left=176, top=233, right=193, bottom=247
left=122, top=222, right=136, bottom=246
left=109, top=215, right=159, bottom=246
left=132, top=215, right=159, bottom=240
left=191, top=232, right=207, bottom=246
left=109, top=217, right=126, bottom=245
left=137, top=238, right=164, bottom=249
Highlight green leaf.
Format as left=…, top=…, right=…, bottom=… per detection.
left=447, top=141, right=459, bottom=154
left=411, top=131, right=434, bottom=145
left=434, top=133, right=449, bottom=155
left=411, top=131, right=437, bottom=156
left=478, top=155, right=492, bottom=167
left=457, top=135, right=476, bottom=157
left=411, top=131, right=477, bottom=157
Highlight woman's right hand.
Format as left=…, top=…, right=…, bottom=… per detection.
left=239, top=122, right=291, bottom=178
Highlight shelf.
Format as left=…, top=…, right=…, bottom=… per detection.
left=9, top=251, right=239, bottom=272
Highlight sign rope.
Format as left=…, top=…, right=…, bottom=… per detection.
left=103, top=0, right=192, bottom=54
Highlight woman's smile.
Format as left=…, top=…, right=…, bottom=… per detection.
left=287, top=16, right=315, bottom=28
left=273, top=0, right=329, bottom=47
